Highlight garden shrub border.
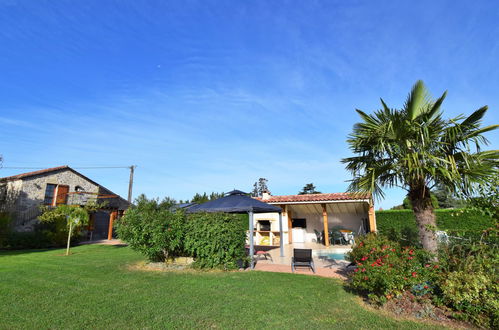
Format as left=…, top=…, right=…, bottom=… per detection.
left=376, top=209, right=494, bottom=240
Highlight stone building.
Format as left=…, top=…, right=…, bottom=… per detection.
left=0, top=166, right=129, bottom=239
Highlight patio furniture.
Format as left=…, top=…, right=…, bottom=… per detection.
left=314, top=229, right=323, bottom=244
left=332, top=231, right=346, bottom=245
left=256, top=250, right=272, bottom=261
left=291, top=248, right=315, bottom=273
left=340, top=230, right=355, bottom=245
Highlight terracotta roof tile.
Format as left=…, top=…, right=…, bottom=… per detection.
left=256, top=192, right=370, bottom=203
left=0, top=165, right=69, bottom=181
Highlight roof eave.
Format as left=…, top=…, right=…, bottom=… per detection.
left=265, top=199, right=371, bottom=205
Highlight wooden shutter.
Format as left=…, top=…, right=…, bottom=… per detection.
left=55, top=185, right=69, bottom=205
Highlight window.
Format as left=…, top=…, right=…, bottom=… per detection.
left=258, top=220, right=271, bottom=231
left=44, top=184, right=69, bottom=206
left=44, top=184, right=57, bottom=205
left=292, top=218, right=307, bottom=228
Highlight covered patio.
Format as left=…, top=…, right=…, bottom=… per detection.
left=253, top=192, right=376, bottom=249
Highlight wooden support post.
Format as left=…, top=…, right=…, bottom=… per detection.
left=368, top=204, right=377, bottom=232
left=107, top=210, right=117, bottom=240
left=322, top=204, right=330, bottom=247
left=278, top=211, right=284, bottom=257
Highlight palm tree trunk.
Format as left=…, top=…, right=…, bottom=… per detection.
left=409, top=187, right=438, bottom=257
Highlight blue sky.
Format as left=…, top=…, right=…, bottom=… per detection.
left=0, top=0, right=498, bottom=209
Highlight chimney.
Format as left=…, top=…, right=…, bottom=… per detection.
left=262, top=191, right=271, bottom=200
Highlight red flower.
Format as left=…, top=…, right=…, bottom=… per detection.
left=404, top=277, right=407, bottom=280
left=357, top=262, right=363, bottom=266
left=425, top=264, right=430, bottom=268
left=409, top=250, right=414, bottom=255
left=359, top=242, right=364, bottom=247
left=364, top=276, right=369, bottom=281
left=408, top=256, right=413, bottom=260
left=391, top=248, right=396, bottom=252
left=361, top=268, right=366, bottom=272
left=412, top=272, right=417, bottom=277
left=433, top=265, right=439, bottom=269
left=354, top=268, right=359, bottom=273
left=361, top=256, right=368, bottom=261
left=424, top=285, right=429, bottom=289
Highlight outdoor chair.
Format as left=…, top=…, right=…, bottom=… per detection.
left=314, top=229, right=323, bottom=244
left=332, top=231, right=346, bottom=245
left=291, top=248, right=315, bottom=273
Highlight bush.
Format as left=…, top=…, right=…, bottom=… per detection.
left=441, top=271, right=498, bottom=328
left=115, top=206, right=185, bottom=262
left=0, top=215, right=74, bottom=250
left=184, top=212, right=247, bottom=270
left=376, top=209, right=494, bottom=242
left=347, top=234, right=438, bottom=304
left=348, top=233, right=499, bottom=328
left=437, top=241, right=499, bottom=328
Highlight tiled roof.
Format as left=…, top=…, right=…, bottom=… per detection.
left=0, top=165, right=69, bottom=181
left=256, top=192, right=370, bottom=203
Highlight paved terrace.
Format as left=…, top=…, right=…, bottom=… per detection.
left=253, top=242, right=353, bottom=279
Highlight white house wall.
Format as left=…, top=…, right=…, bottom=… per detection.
left=252, top=202, right=369, bottom=244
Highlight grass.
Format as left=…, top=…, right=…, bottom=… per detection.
left=0, top=245, right=441, bottom=329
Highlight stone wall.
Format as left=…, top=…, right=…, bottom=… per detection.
left=9, top=168, right=100, bottom=231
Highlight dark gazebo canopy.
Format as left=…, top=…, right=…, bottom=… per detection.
left=187, top=190, right=282, bottom=214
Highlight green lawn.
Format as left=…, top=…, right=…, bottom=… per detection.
left=0, top=245, right=439, bottom=329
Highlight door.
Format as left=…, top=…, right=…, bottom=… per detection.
left=292, top=218, right=307, bottom=243
left=55, top=185, right=69, bottom=205
left=292, top=228, right=305, bottom=243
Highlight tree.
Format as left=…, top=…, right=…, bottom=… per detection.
left=342, top=80, right=498, bottom=255
left=462, top=172, right=499, bottom=222
left=190, top=192, right=224, bottom=204
left=298, top=183, right=321, bottom=195
left=432, top=184, right=464, bottom=209
left=116, top=194, right=185, bottom=262
left=251, top=178, right=269, bottom=197
left=39, top=204, right=92, bottom=256
left=402, top=195, right=439, bottom=209
left=251, top=182, right=258, bottom=197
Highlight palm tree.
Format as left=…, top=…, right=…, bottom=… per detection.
left=342, top=80, right=498, bottom=254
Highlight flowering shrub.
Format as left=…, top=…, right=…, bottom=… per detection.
left=437, top=240, right=499, bottom=328
left=346, top=234, right=438, bottom=304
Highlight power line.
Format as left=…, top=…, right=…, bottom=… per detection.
left=1, top=166, right=131, bottom=170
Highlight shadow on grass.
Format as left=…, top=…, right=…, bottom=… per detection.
left=0, top=248, right=60, bottom=256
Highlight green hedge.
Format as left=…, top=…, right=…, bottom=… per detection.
left=116, top=205, right=249, bottom=269
left=376, top=209, right=495, bottom=240
left=184, top=213, right=247, bottom=270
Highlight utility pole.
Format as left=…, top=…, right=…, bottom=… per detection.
left=128, top=165, right=136, bottom=203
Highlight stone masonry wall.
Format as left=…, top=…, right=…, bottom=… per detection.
left=11, top=169, right=100, bottom=231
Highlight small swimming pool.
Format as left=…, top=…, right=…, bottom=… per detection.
left=315, top=252, right=347, bottom=260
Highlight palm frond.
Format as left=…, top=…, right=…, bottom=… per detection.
left=405, top=80, right=431, bottom=120
left=461, top=106, right=488, bottom=128
left=425, top=90, right=447, bottom=121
